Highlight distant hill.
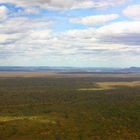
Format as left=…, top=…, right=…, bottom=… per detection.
left=0, top=66, right=140, bottom=73
left=121, top=67, right=140, bottom=72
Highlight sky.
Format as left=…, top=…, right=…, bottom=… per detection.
left=0, top=0, right=140, bottom=67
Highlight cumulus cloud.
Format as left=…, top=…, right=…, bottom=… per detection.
left=0, top=0, right=128, bottom=10
left=0, top=16, right=52, bottom=58
left=70, top=14, right=119, bottom=25
left=60, top=21, right=140, bottom=47
left=0, top=0, right=139, bottom=66
left=0, top=17, right=52, bottom=34
left=97, top=21, right=140, bottom=45
left=123, top=4, right=140, bottom=20
left=0, top=16, right=140, bottom=61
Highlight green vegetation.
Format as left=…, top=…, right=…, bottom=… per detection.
left=0, top=76, right=140, bottom=140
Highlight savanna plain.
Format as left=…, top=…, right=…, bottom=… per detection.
left=0, top=72, right=140, bottom=140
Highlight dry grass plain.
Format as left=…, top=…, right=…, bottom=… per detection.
left=0, top=72, right=140, bottom=78
left=79, top=81, right=140, bottom=91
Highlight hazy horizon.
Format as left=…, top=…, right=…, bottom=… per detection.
left=0, top=65, right=139, bottom=68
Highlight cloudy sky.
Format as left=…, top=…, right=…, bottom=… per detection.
left=0, top=0, right=140, bottom=67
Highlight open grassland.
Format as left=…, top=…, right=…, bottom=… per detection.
left=0, top=73, right=140, bottom=140
left=79, top=81, right=140, bottom=91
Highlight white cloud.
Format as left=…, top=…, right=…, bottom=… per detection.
left=0, top=0, right=128, bottom=10
left=0, top=3, right=139, bottom=66
left=0, top=17, right=140, bottom=61
left=123, top=4, right=140, bottom=20
left=0, top=17, right=52, bottom=34
left=0, top=16, right=52, bottom=56
left=97, top=21, right=140, bottom=34
left=0, top=6, right=8, bottom=20
left=23, top=7, right=41, bottom=14
left=70, top=14, right=119, bottom=25
left=97, top=21, right=140, bottom=46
